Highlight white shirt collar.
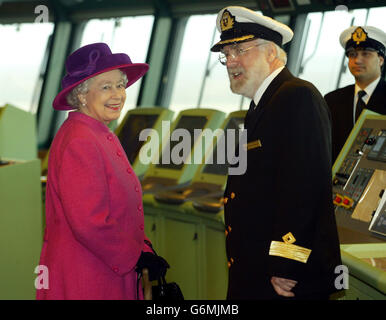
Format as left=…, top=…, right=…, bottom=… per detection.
left=352, top=76, right=380, bottom=125
left=253, top=66, right=285, bottom=107
left=354, top=76, right=380, bottom=104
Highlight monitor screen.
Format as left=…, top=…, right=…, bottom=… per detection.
left=118, top=114, right=159, bottom=164
left=202, top=117, right=244, bottom=176
left=372, top=136, right=385, bottom=153
left=156, top=115, right=208, bottom=171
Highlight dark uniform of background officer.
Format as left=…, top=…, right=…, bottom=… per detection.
left=211, top=6, right=341, bottom=300
left=325, top=26, right=386, bottom=162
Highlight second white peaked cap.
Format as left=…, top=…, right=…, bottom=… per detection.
left=211, top=6, right=294, bottom=52
left=339, top=25, right=386, bottom=57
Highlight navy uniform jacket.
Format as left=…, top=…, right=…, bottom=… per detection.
left=324, top=79, right=386, bottom=162
left=224, top=68, right=342, bottom=299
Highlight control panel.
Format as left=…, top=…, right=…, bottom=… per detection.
left=332, top=112, right=386, bottom=242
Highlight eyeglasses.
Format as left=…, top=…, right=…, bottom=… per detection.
left=218, top=43, right=266, bottom=65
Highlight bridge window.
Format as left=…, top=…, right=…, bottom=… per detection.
left=0, top=22, right=53, bottom=113
left=298, top=6, right=386, bottom=95
left=169, top=14, right=251, bottom=116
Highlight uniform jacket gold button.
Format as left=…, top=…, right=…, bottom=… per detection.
left=230, top=192, right=235, bottom=199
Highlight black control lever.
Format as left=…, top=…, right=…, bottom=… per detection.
left=333, top=173, right=349, bottom=186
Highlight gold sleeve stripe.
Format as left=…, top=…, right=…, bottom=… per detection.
left=269, top=242, right=311, bottom=263
left=268, top=233, right=311, bottom=264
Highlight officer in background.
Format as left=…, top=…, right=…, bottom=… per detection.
left=325, top=26, right=386, bottom=162
left=211, top=6, right=341, bottom=299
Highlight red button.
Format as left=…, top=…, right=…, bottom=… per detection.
left=343, top=199, right=350, bottom=205
left=127, top=168, right=132, bottom=174
left=139, top=224, right=144, bottom=230
left=107, top=135, right=113, bottom=141
left=135, top=186, right=139, bottom=192
left=117, top=151, right=122, bottom=157
left=334, top=196, right=342, bottom=203
left=138, top=204, right=142, bottom=211
left=113, top=267, right=119, bottom=273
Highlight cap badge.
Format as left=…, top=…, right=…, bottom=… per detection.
left=351, top=27, right=368, bottom=45
left=220, top=10, right=235, bottom=31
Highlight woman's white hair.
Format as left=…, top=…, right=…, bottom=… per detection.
left=66, top=69, right=128, bottom=109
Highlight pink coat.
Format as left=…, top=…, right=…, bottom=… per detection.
left=37, top=112, right=152, bottom=300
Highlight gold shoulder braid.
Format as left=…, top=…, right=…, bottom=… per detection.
left=269, top=232, right=311, bottom=263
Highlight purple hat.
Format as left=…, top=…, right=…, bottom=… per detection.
left=53, top=42, right=149, bottom=110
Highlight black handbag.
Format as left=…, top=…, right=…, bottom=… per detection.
left=142, top=240, right=184, bottom=301
left=152, top=276, right=184, bottom=301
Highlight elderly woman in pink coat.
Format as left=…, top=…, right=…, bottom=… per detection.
left=36, top=43, right=168, bottom=300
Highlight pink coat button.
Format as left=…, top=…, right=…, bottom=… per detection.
left=127, top=168, right=132, bottom=174
left=137, top=204, right=142, bottom=211
left=107, top=135, right=113, bottom=141
left=140, top=224, right=144, bottom=230
left=135, top=186, right=139, bottom=192
left=113, top=267, right=119, bottom=273
left=117, top=151, right=122, bottom=157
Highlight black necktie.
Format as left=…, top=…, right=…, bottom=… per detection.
left=244, top=100, right=256, bottom=130
left=355, top=90, right=366, bottom=121
left=249, top=100, right=256, bottom=111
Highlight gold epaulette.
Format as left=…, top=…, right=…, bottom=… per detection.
left=269, top=232, right=311, bottom=264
